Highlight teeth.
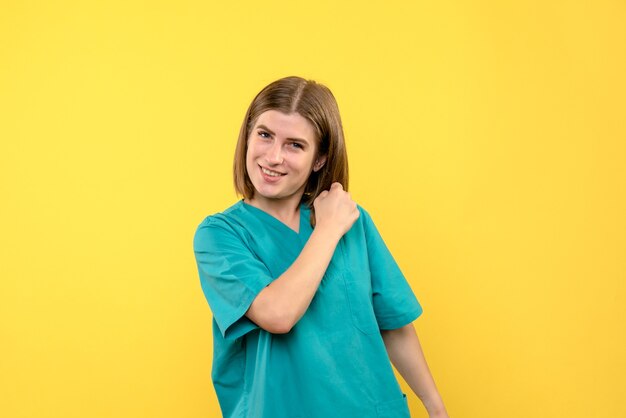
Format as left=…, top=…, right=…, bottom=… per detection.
left=261, top=167, right=283, bottom=177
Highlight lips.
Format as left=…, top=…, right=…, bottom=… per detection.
left=260, top=165, right=285, bottom=177
left=258, top=165, right=285, bottom=182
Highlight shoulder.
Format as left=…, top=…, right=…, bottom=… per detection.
left=356, top=203, right=372, bottom=218
left=355, top=203, right=376, bottom=227
left=351, top=203, right=389, bottom=242
left=195, top=200, right=244, bottom=230
left=340, top=203, right=377, bottom=242
left=193, top=201, right=248, bottom=251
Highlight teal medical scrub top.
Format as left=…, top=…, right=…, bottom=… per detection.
left=193, top=200, right=423, bottom=418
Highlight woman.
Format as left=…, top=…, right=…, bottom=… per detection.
left=193, top=76, right=449, bottom=418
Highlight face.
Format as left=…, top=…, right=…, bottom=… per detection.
left=246, top=110, right=326, bottom=207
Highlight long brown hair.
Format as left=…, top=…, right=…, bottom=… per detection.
left=233, top=76, right=349, bottom=225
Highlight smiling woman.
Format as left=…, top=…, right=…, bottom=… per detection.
left=232, top=77, right=349, bottom=226
left=245, top=110, right=324, bottom=212
left=193, top=76, right=449, bottom=418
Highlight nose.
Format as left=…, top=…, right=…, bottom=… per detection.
left=265, top=141, right=283, bottom=165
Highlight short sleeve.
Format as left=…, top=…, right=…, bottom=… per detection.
left=193, top=217, right=273, bottom=340
left=361, top=208, right=423, bottom=330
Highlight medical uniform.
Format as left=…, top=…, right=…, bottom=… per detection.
left=193, top=200, right=423, bottom=418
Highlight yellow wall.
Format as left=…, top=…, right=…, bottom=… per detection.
left=1, top=1, right=624, bottom=417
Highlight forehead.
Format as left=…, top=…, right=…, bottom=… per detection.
left=252, top=110, right=317, bottom=141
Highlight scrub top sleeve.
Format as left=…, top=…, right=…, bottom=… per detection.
left=193, top=217, right=273, bottom=340
left=360, top=207, right=423, bottom=330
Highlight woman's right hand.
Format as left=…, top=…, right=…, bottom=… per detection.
left=313, top=182, right=360, bottom=239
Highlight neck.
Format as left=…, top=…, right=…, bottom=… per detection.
left=244, top=194, right=303, bottom=225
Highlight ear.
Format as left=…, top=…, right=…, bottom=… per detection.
left=313, top=155, right=327, bottom=172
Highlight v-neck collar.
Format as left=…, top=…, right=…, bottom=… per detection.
left=240, top=200, right=311, bottom=236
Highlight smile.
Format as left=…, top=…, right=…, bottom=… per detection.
left=260, top=166, right=286, bottom=177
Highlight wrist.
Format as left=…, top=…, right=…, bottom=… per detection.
left=422, top=395, right=448, bottom=418
left=312, top=223, right=342, bottom=244
left=426, top=404, right=448, bottom=418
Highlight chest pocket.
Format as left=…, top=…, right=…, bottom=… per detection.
left=339, top=241, right=380, bottom=335
left=338, top=237, right=380, bottom=334
left=337, top=227, right=380, bottom=334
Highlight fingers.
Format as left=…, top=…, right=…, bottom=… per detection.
left=330, top=182, right=343, bottom=191
left=315, top=183, right=343, bottom=202
left=312, top=182, right=359, bottom=235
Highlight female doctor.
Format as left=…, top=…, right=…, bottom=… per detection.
left=193, top=76, right=449, bottom=418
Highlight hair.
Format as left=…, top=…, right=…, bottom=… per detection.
left=233, top=76, right=349, bottom=225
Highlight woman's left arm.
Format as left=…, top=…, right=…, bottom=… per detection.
left=381, top=324, right=449, bottom=418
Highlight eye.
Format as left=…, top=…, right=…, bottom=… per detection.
left=258, top=130, right=271, bottom=139
left=289, top=142, right=304, bottom=149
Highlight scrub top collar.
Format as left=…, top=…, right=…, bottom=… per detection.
left=239, top=199, right=312, bottom=237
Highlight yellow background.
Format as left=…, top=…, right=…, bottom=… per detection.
left=1, top=1, right=625, bottom=417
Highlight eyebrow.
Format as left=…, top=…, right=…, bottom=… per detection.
left=256, top=124, right=310, bottom=144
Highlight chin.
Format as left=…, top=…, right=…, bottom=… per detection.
left=252, top=185, right=280, bottom=199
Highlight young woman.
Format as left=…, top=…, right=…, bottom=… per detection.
left=193, top=76, right=449, bottom=418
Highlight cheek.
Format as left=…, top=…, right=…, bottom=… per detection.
left=245, top=143, right=257, bottom=162
left=246, top=140, right=264, bottom=159
left=245, top=150, right=256, bottom=174
left=304, top=155, right=318, bottom=171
